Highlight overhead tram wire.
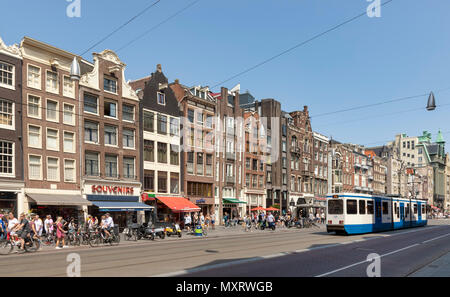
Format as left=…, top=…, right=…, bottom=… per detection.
left=116, top=0, right=201, bottom=53
left=314, top=102, right=450, bottom=128
left=210, top=0, right=395, bottom=89
left=310, top=86, right=450, bottom=119
left=80, top=0, right=162, bottom=56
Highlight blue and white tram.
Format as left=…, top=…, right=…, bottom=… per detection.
left=326, top=193, right=427, bottom=235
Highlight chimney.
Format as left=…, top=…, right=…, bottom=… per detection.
left=156, top=64, right=162, bottom=72
left=174, top=79, right=179, bottom=84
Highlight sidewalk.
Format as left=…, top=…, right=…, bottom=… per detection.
left=409, top=252, right=450, bottom=277
left=32, top=224, right=326, bottom=252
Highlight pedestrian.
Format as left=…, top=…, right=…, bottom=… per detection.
left=321, top=212, right=325, bottom=224
left=184, top=213, right=192, bottom=233
left=205, top=214, right=210, bottom=231
left=0, top=214, right=6, bottom=240
left=211, top=211, right=216, bottom=230
left=55, top=216, right=68, bottom=249
left=7, top=212, right=19, bottom=241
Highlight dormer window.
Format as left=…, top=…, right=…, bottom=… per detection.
left=157, top=92, right=165, bottom=105
left=104, top=77, right=117, bottom=93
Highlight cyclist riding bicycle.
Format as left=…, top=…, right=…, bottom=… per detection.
left=102, top=213, right=114, bottom=239
left=15, top=213, right=31, bottom=251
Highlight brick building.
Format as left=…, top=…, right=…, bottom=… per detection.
left=0, top=37, right=24, bottom=216
left=170, top=80, right=216, bottom=215
left=20, top=37, right=89, bottom=219
left=79, top=49, right=144, bottom=227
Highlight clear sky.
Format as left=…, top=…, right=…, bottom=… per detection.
left=1, top=0, right=449, bottom=147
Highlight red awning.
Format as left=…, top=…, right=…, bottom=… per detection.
left=156, top=197, right=200, bottom=212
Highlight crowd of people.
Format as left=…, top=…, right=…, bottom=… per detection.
left=180, top=210, right=327, bottom=233
left=0, top=212, right=116, bottom=251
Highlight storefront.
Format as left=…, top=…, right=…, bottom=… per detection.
left=143, top=194, right=200, bottom=226
left=0, top=180, right=24, bottom=217
left=186, top=197, right=214, bottom=216
left=223, top=198, right=247, bottom=219
left=27, top=193, right=91, bottom=223
left=0, top=192, right=18, bottom=216
left=84, top=182, right=148, bottom=230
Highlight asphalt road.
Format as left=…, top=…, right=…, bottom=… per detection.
left=0, top=221, right=449, bottom=277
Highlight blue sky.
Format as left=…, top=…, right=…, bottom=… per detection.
left=1, top=0, right=449, bottom=146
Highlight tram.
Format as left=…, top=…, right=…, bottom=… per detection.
left=326, top=193, right=427, bottom=235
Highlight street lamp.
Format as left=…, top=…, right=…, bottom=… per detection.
left=70, top=57, right=81, bottom=81
left=426, top=92, right=436, bottom=111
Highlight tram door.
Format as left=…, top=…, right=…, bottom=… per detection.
left=375, top=200, right=382, bottom=230
left=399, top=203, right=405, bottom=228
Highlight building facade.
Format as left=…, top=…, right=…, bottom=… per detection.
left=243, top=111, right=267, bottom=213
left=329, top=140, right=354, bottom=194
left=130, top=65, right=181, bottom=222
left=0, top=37, right=24, bottom=216
left=170, top=81, right=216, bottom=215
left=20, top=37, right=88, bottom=219
left=79, top=49, right=142, bottom=227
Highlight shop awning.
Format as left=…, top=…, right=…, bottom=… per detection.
left=27, top=194, right=92, bottom=206
left=223, top=198, right=247, bottom=204
left=156, top=196, right=200, bottom=212
left=90, top=201, right=154, bottom=212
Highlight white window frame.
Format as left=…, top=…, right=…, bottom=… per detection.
left=46, top=128, right=59, bottom=151
left=46, top=156, right=60, bottom=182
left=64, top=158, right=76, bottom=183
left=27, top=64, right=41, bottom=90
left=0, top=99, right=15, bottom=130
left=28, top=154, right=42, bottom=180
left=62, top=75, right=75, bottom=98
left=157, top=92, right=166, bottom=106
left=104, top=100, right=118, bottom=120
left=45, top=70, right=59, bottom=94
left=0, top=61, right=15, bottom=90
left=122, top=128, right=135, bottom=150
left=123, top=156, right=135, bottom=179
left=104, top=125, right=118, bottom=147
left=122, top=104, right=135, bottom=123
left=84, top=121, right=99, bottom=144
left=63, top=103, right=75, bottom=126
left=46, top=99, right=59, bottom=123
left=0, top=141, right=14, bottom=177
left=104, top=76, right=117, bottom=95
left=27, top=94, right=42, bottom=119
left=63, top=130, right=76, bottom=153
left=28, top=124, right=42, bottom=149
left=84, top=93, right=99, bottom=115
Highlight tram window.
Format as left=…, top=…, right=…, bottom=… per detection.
left=376, top=202, right=381, bottom=218
left=406, top=204, right=410, bottom=217
left=347, top=200, right=358, bottom=214
left=367, top=201, right=374, bottom=214
left=397, top=207, right=400, bottom=218
left=328, top=200, right=343, bottom=215
left=414, top=204, right=418, bottom=214
left=382, top=202, right=389, bottom=215
left=359, top=200, right=366, bottom=215
left=422, top=205, right=426, bottom=214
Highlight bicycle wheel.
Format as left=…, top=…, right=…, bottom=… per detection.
left=88, top=234, right=98, bottom=247
left=111, top=234, right=120, bottom=246
left=24, top=239, right=39, bottom=253
left=0, top=240, right=13, bottom=255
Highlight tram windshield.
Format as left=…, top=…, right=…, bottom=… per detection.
left=328, top=199, right=343, bottom=214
